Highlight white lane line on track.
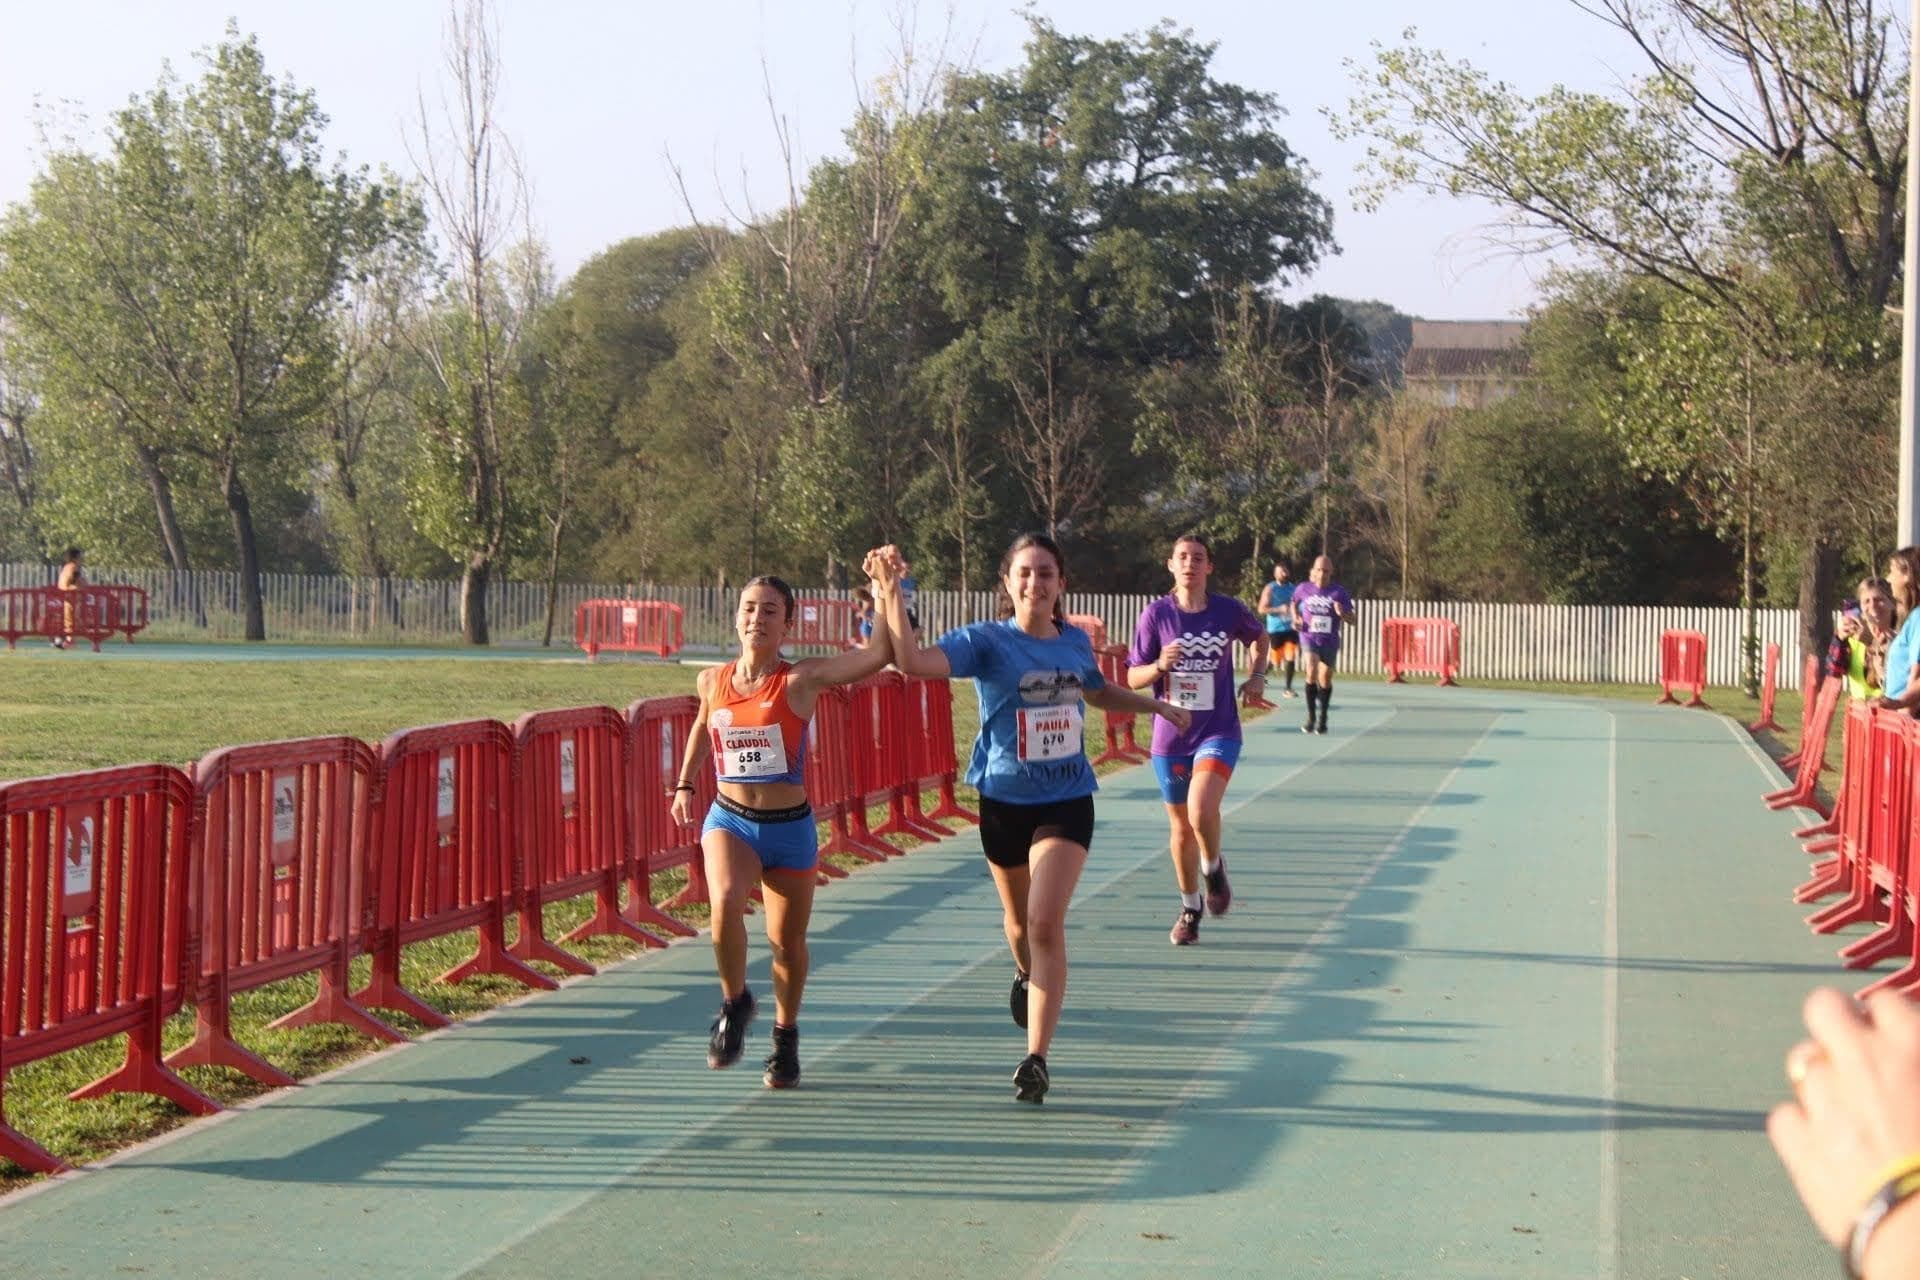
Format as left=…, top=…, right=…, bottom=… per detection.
left=1599, top=712, right=1619, bottom=1280
left=1024, top=711, right=1505, bottom=1280
left=449, top=702, right=1400, bottom=1277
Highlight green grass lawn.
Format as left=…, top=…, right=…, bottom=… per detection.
left=0, top=654, right=1813, bottom=1190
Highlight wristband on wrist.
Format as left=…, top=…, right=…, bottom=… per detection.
left=673, top=782, right=695, bottom=793
left=1847, top=1155, right=1920, bottom=1278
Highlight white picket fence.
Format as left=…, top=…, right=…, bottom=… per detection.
left=0, top=561, right=1807, bottom=689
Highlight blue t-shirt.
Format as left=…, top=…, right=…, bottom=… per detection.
left=1258, top=580, right=1296, bottom=634
left=1888, top=612, right=1920, bottom=699
left=937, top=619, right=1108, bottom=805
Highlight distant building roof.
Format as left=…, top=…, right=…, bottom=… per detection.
left=1404, top=318, right=1531, bottom=381
left=1410, top=319, right=1527, bottom=350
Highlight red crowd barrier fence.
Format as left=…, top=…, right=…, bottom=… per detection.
left=1382, top=617, right=1461, bottom=686
left=1065, top=613, right=1109, bottom=650
left=1, top=765, right=213, bottom=1175
left=169, top=738, right=393, bottom=1089
left=1092, top=646, right=1149, bottom=766
left=847, top=675, right=948, bottom=846
left=575, top=599, right=685, bottom=660
left=809, top=687, right=891, bottom=867
left=1783, top=655, right=1827, bottom=773
left=513, top=705, right=663, bottom=975
left=1655, top=630, right=1709, bottom=708
left=626, top=696, right=710, bottom=925
left=906, top=676, right=979, bottom=827
left=1765, top=676, right=1845, bottom=815
left=356, top=719, right=549, bottom=1029
left=0, top=586, right=124, bottom=652
left=1748, top=642, right=1784, bottom=733
left=792, top=598, right=860, bottom=649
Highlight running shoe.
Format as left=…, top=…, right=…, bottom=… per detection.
left=706, top=987, right=756, bottom=1069
left=1281, top=688, right=1297, bottom=698
left=763, top=1024, right=800, bottom=1089
left=1013, top=1053, right=1049, bottom=1104
left=1315, top=717, right=1329, bottom=735
left=1203, top=860, right=1232, bottom=917
left=1169, top=906, right=1202, bottom=945
left=1302, top=718, right=1315, bottom=734
left=1010, top=970, right=1030, bottom=1029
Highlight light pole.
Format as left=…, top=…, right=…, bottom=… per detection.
left=1901, top=0, right=1920, bottom=543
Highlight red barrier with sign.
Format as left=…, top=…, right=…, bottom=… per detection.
left=1809, top=710, right=1916, bottom=973
left=355, top=720, right=550, bottom=1029
left=1655, top=630, right=1709, bottom=708
left=626, top=696, right=709, bottom=926
left=1764, top=675, right=1844, bottom=815
left=1748, top=642, right=1783, bottom=733
left=168, top=737, right=394, bottom=1088
left=1382, top=617, right=1461, bottom=686
left=512, top=705, right=664, bottom=976
left=792, top=598, right=860, bottom=650
left=575, top=599, right=685, bottom=660
left=1, top=765, right=213, bottom=1175
left=1092, top=646, right=1149, bottom=766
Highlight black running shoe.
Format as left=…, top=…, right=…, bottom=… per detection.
left=1169, top=906, right=1202, bottom=946
left=706, top=988, right=756, bottom=1069
left=1302, top=718, right=1315, bottom=734
left=763, top=1024, right=800, bottom=1089
left=1203, top=860, right=1232, bottom=917
left=1013, top=1053, right=1049, bottom=1104
left=1315, top=717, right=1328, bottom=735
left=1010, top=971, right=1030, bottom=1029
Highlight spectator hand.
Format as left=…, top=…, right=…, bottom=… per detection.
left=1769, top=988, right=1920, bottom=1249
left=1840, top=614, right=1863, bottom=641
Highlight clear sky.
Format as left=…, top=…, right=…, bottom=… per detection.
left=0, top=2, right=1644, bottom=320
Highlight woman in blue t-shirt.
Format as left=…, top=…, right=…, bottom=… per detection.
left=1877, top=547, right=1920, bottom=714
left=876, top=534, right=1189, bottom=1104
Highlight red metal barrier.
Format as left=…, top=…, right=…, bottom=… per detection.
left=1655, top=630, right=1709, bottom=707
left=1748, top=642, right=1783, bottom=733
left=0, top=586, right=123, bottom=652
left=1, top=765, right=214, bottom=1175
left=1795, top=702, right=1870, bottom=907
left=809, top=687, right=892, bottom=866
left=1782, top=654, right=1826, bottom=773
left=168, top=738, right=395, bottom=1089
left=1092, top=646, right=1149, bottom=766
left=355, top=720, right=550, bottom=1029
left=1764, top=675, right=1844, bottom=815
left=513, top=705, right=665, bottom=976
left=625, top=696, right=708, bottom=925
left=849, top=674, right=947, bottom=846
left=907, top=676, right=979, bottom=826
left=575, top=599, right=685, bottom=660
left=1065, top=613, right=1109, bottom=650
left=792, top=598, right=860, bottom=650
left=1382, top=617, right=1461, bottom=686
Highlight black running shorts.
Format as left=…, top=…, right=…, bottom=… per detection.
left=977, top=794, right=1095, bottom=868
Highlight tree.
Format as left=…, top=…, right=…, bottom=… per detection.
left=0, top=318, right=39, bottom=556
left=405, top=0, right=535, bottom=645
left=0, top=28, right=404, bottom=636
left=1357, top=395, right=1443, bottom=597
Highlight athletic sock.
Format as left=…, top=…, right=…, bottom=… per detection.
left=1305, top=684, right=1321, bottom=717
left=1200, top=855, right=1220, bottom=875
left=1283, top=659, right=1296, bottom=691
left=1181, top=890, right=1204, bottom=912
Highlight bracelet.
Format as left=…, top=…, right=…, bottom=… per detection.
left=1846, top=1156, right=1920, bottom=1278
left=672, top=782, right=695, bottom=793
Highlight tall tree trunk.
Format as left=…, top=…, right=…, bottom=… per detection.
left=540, top=512, right=565, bottom=648
left=462, top=555, right=491, bottom=646
left=134, top=443, right=193, bottom=573
left=222, top=458, right=266, bottom=642
left=1798, top=536, right=1839, bottom=661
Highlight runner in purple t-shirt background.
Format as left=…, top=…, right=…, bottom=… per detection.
left=1290, top=554, right=1355, bottom=735
left=1125, top=533, right=1270, bottom=946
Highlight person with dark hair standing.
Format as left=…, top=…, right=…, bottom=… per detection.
left=1876, top=548, right=1920, bottom=716
left=1291, top=555, right=1355, bottom=735
left=876, top=534, right=1189, bottom=1103
left=669, top=558, right=901, bottom=1089
left=1257, top=560, right=1301, bottom=697
left=1126, top=533, right=1269, bottom=945
left=51, top=546, right=84, bottom=650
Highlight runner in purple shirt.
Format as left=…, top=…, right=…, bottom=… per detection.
left=1126, top=533, right=1270, bottom=946
left=1291, top=555, right=1355, bottom=735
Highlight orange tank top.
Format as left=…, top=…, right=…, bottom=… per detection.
left=708, top=661, right=809, bottom=786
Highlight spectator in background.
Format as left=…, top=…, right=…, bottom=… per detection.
left=1770, top=987, right=1920, bottom=1279
left=51, top=546, right=84, bottom=650
left=1831, top=577, right=1896, bottom=700
left=852, top=585, right=877, bottom=646
left=1875, top=547, right=1920, bottom=716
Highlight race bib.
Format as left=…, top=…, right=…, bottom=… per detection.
left=715, top=724, right=788, bottom=780
left=1168, top=671, right=1214, bottom=712
left=1016, top=704, right=1084, bottom=763
left=1308, top=614, right=1335, bottom=635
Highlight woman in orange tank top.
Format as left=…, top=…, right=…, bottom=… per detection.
left=668, top=557, right=902, bottom=1089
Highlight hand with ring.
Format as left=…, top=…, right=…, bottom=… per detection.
left=1769, top=987, right=1920, bottom=1269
